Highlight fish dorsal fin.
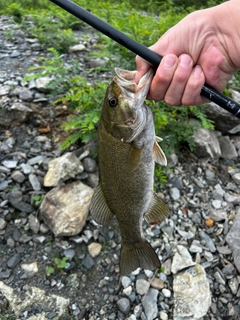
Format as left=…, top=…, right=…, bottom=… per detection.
left=144, top=192, right=169, bottom=225
left=126, top=146, right=142, bottom=173
left=153, top=136, right=167, bottom=166
left=89, top=184, right=114, bottom=225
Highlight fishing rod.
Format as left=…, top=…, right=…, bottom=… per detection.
left=49, top=0, right=240, bottom=119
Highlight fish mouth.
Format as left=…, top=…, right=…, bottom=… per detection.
left=114, top=67, right=154, bottom=101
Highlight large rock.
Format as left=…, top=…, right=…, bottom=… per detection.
left=40, top=181, right=93, bottom=237
left=192, top=128, right=221, bottom=158
left=44, top=152, right=84, bottom=187
left=204, top=102, right=240, bottom=134
left=173, top=264, right=211, bottom=319
left=0, top=281, right=69, bottom=319
left=226, top=208, right=240, bottom=273
left=218, top=136, right=238, bottom=159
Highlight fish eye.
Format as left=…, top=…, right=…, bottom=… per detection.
left=108, top=96, right=118, bottom=108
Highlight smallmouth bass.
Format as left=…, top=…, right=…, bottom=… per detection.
left=90, top=68, right=169, bottom=275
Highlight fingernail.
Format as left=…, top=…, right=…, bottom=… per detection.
left=163, top=55, right=176, bottom=68
left=179, top=54, right=192, bottom=67
left=193, top=65, right=202, bottom=77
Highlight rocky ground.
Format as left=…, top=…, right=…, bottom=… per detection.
left=1, top=15, right=240, bottom=320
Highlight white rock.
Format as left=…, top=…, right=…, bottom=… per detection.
left=173, top=264, right=211, bottom=319
left=40, top=181, right=93, bottom=237
left=44, top=152, right=84, bottom=187
left=21, top=262, right=38, bottom=278
left=232, top=173, right=240, bottom=185
left=136, top=278, right=150, bottom=295
left=171, top=245, right=195, bottom=274
left=162, top=288, right=171, bottom=298
left=88, top=242, right=102, bottom=258
left=123, top=286, right=132, bottom=296
left=69, top=44, right=86, bottom=52
left=0, top=218, right=7, bottom=230
left=0, top=281, right=69, bottom=317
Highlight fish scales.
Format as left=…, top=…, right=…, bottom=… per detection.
left=90, top=68, right=169, bottom=275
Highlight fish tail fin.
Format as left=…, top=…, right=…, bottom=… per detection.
left=120, top=240, right=161, bottom=276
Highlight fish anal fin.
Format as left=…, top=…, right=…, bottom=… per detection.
left=89, top=184, right=114, bottom=225
left=153, top=137, right=167, bottom=166
left=126, top=146, right=142, bottom=173
left=120, top=240, right=161, bottom=276
left=144, top=192, right=169, bottom=225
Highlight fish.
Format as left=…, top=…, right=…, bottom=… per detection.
left=89, top=67, right=169, bottom=275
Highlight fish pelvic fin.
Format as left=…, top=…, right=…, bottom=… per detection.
left=144, top=192, right=169, bottom=225
left=154, top=136, right=167, bottom=166
left=89, top=184, right=114, bottom=225
left=120, top=240, right=161, bottom=276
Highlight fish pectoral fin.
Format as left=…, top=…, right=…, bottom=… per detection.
left=126, top=146, right=142, bottom=173
left=120, top=241, right=161, bottom=276
left=153, top=137, right=167, bottom=166
left=89, top=184, right=114, bottom=225
left=144, top=192, right=169, bottom=225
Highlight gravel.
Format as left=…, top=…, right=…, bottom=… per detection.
left=0, top=15, right=240, bottom=320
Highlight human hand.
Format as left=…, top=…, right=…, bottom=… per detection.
left=135, top=1, right=240, bottom=106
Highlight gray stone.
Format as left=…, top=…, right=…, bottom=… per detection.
left=10, top=50, right=21, bottom=57
left=28, top=155, right=45, bottom=165
left=0, top=218, right=6, bottom=230
left=136, top=278, right=150, bottom=295
left=7, top=253, right=21, bottom=268
left=11, top=170, right=25, bottom=183
left=122, top=276, right=131, bottom=288
left=216, top=246, right=232, bottom=255
left=29, top=173, right=41, bottom=191
left=170, top=187, right=180, bottom=200
left=173, top=264, right=211, bottom=319
left=192, top=128, right=221, bottom=158
left=199, top=231, right=216, bottom=253
left=40, top=181, right=93, bottom=237
left=64, top=249, right=75, bottom=260
left=82, top=157, right=97, bottom=173
left=226, top=209, right=240, bottom=272
left=28, top=214, right=40, bottom=234
left=204, top=102, right=240, bottom=134
left=19, top=88, right=34, bottom=101
left=2, top=160, right=18, bottom=169
left=142, top=288, right=158, bottom=320
left=20, top=163, right=33, bottom=174
left=209, top=208, right=227, bottom=221
left=0, top=85, right=10, bottom=96
left=0, top=181, right=8, bottom=191
left=35, top=76, right=52, bottom=92
left=232, top=173, right=240, bottom=185
left=117, top=297, right=131, bottom=314
left=171, top=245, right=195, bottom=274
left=44, top=152, right=84, bottom=187
left=219, top=136, right=238, bottom=159
left=82, top=254, right=94, bottom=269
left=11, top=102, right=32, bottom=113
left=224, top=192, right=240, bottom=205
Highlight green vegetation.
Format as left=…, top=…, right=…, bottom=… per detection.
left=31, top=194, right=45, bottom=207
left=46, top=256, right=69, bottom=275
left=0, top=0, right=227, bottom=157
